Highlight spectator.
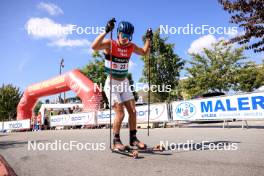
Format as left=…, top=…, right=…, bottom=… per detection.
left=74, top=105, right=81, bottom=113
left=50, top=108, right=54, bottom=116
left=62, top=109, right=67, bottom=114
left=31, top=113, right=36, bottom=131
left=68, top=107, right=73, bottom=114
left=37, top=112, right=42, bottom=131
left=32, top=113, right=38, bottom=131
left=72, top=106, right=76, bottom=113
left=44, top=115, right=49, bottom=130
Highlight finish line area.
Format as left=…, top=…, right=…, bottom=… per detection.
left=1, top=122, right=264, bottom=176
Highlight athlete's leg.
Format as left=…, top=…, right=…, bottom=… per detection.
left=113, top=103, right=125, bottom=134
left=123, top=99, right=136, bottom=130
left=104, top=76, right=126, bottom=150
left=124, top=99, right=146, bottom=149
left=112, top=103, right=126, bottom=150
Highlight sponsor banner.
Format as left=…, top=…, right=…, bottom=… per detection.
left=50, top=112, right=96, bottom=127
left=97, top=103, right=168, bottom=124
left=97, top=110, right=128, bottom=124
left=3, top=119, right=31, bottom=130
left=172, top=92, right=264, bottom=121
left=133, top=103, right=168, bottom=123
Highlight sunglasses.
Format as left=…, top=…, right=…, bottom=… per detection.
left=121, top=33, right=132, bottom=40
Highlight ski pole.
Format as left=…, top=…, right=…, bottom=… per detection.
left=109, top=18, right=115, bottom=149
left=147, top=29, right=152, bottom=136
left=109, top=30, right=113, bottom=148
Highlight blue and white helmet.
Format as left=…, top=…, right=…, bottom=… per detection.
left=117, top=21, right=134, bottom=41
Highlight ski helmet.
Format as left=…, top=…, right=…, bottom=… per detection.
left=117, top=21, right=134, bottom=41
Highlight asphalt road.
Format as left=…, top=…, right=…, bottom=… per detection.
left=1, top=122, right=264, bottom=176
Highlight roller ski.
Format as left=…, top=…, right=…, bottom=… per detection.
left=129, top=130, right=164, bottom=153
left=131, top=144, right=166, bottom=153
left=111, top=135, right=139, bottom=159
left=111, top=145, right=139, bottom=159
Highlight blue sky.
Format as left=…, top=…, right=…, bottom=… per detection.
left=0, top=0, right=263, bottom=99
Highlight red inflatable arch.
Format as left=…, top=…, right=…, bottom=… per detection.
left=17, top=69, right=102, bottom=120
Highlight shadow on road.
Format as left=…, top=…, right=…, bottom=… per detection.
left=0, top=140, right=48, bottom=150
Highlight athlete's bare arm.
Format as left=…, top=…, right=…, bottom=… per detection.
left=91, top=32, right=111, bottom=51
left=133, top=39, right=151, bottom=56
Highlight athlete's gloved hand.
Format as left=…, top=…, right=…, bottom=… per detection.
left=105, top=18, right=116, bottom=33
left=146, top=28, right=153, bottom=40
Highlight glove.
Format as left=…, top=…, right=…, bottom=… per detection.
left=146, top=28, right=153, bottom=40
left=105, top=18, right=116, bottom=33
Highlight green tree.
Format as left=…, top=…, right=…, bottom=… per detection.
left=34, top=101, right=43, bottom=115
left=219, top=0, right=264, bottom=52
left=81, top=51, right=106, bottom=87
left=255, top=60, right=264, bottom=88
left=234, top=61, right=264, bottom=92
left=140, top=29, right=184, bottom=102
left=183, top=41, right=246, bottom=97
left=0, top=84, right=22, bottom=121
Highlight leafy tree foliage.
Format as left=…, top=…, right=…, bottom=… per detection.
left=0, top=84, right=22, bottom=121
left=219, top=0, right=264, bottom=52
